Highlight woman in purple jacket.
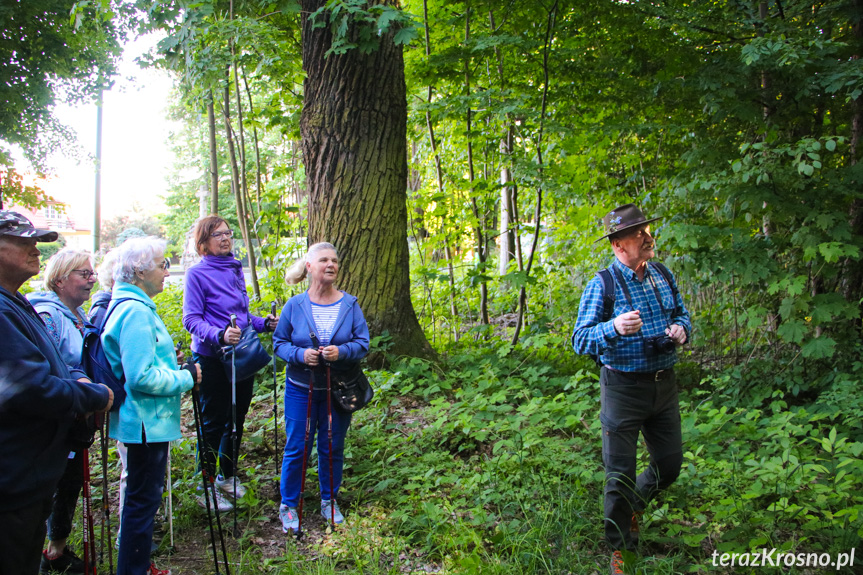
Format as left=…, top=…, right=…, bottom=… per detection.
left=273, top=242, right=369, bottom=533
left=183, top=215, right=276, bottom=511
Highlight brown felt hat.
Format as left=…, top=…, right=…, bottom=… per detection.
left=595, top=203, right=661, bottom=243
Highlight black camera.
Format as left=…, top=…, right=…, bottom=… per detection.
left=645, top=334, right=676, bottom=356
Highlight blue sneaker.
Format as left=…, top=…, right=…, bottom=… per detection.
left=279, top=504, right=299, bottom=533
left=321, top=499, right=344, bottom=524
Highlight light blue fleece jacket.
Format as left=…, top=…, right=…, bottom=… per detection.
left=102, top=282, right=194, bottom=444
left=26, top=291, right=88, bottom=369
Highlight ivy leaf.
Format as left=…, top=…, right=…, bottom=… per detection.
left=777, top=320, right=806, bottom=344
left=393, top=27, right=418, bottom=46
left=801, top=336, right=836, bottom=359
left=501, top=271, right=536, bottom=289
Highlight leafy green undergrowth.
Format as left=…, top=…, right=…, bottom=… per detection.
left=333, top=342, right=863, bottom=573
left=73, top=332, right=862, bottom=573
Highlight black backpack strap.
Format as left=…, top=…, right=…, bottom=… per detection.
left=596, top=268, right=616, bottom=323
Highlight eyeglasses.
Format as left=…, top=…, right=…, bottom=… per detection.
left=70, top=269, right=96, bottom=280
left=159, top=259, right=171, bottom=271
left=211, top=230, right=234, bottom=239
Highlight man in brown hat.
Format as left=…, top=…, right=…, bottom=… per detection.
left=0, top=211, right=114, bottom=575
left=571, top=204, right=691, bottom=574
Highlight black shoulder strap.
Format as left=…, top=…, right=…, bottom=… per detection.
left=596, top=268, right=616, bottom=322
left=648, top=262, right=681, bottom=314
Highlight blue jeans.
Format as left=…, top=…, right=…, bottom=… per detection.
left=600, top=367, right=683, bottom=551
left=280, top=382, right=352, bottom=507
left=117, top=442, right=168, bottom=575
left=194, top=353, right=254, bottom=479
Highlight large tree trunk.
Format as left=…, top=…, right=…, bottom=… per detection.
left=300, top=0, right=434, bottom=361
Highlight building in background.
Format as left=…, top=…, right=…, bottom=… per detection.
left=7, top=201, right=93, bottom=250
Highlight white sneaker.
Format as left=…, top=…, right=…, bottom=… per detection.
left=215, top=474, right=247, bottom=499
left=196, top=486, right=234, bottom=513
left=279, top=504, right=299, bottom=533
left=321, top=499, right=344, bottom=524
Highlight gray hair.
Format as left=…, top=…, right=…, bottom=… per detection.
left=43, top=248, right=95, bottom=293
left=113, top=237, right=167, bottom=285
left=284, top=242, right=338, bottom=285
left=96, top=248, right=119, bottom=291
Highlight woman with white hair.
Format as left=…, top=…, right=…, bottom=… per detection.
left=102, top=237, right=200, bottom=575
left=26, top=248, right=97, bottom=573
left=273, top=242, right=369, bottom=533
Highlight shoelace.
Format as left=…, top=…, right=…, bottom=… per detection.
left=611, top=551, right=625, bottom=575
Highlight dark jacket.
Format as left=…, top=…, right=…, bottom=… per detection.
left=273, top=291, right=369, bottom=389
left=88, top=289, right=112, bottom=329
left=0, top=286, right=110, bottom=513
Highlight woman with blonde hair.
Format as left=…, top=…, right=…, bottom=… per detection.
left=27, top=248, right=98, bottom=573
left=273, top=242, right=369, bottom=533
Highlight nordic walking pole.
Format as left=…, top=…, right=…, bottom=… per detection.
left=101, top=413, right=114, bottom=575
left=324, top=356, right=335, bottom=528
left=166, top=446, right=174, bottom=551
left=192, top=387, right=230, bottom=575
left=166, top=341, right=185, bottom=555
left=229, top=313, right=239, bottom=537
left=296, top=332, right=317, bottom=540
left=271, top=301, right=279, bottom=462
left=81, top=447, right=97, bottom=574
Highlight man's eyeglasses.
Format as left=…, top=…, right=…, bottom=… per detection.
left=70, top=269, right=96, bottom=280
left=159, top=259, right=171, bottom=271
left=211, top=230, right=234, bottom=239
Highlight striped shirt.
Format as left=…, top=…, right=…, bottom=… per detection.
left=571, top=259, right=691, bottom=372
left=311, top=299, right=343, bottom=346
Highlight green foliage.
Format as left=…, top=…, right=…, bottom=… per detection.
left=309, top=0, right=420, bottom=56
left=0, top=0, right=123, bottom=169
left=62, top=1, right=863, bottom=569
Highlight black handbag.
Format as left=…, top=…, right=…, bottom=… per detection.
left=220, top=323, right=271, bottom=381
left=68, top=415, right=97, bottom=451
left=330, top=368, right=374, bottom=413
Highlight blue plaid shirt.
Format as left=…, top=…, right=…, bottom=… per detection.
left=571, top=259, right=692, bottom=372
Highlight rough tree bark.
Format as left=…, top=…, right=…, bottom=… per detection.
left=300, top=0, right=434, bottom=361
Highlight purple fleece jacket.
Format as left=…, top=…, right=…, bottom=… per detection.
left=183, top=254, right=266, bottom=358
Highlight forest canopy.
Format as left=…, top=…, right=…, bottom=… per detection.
left=4, top=0, right=863, bottom=571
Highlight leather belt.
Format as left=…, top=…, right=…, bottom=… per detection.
left=604, top=366, right=673, bottom=382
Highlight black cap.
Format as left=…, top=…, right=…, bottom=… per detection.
left=0, top=210, right=59, bottom=242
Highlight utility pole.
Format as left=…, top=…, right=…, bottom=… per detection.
left=93, top=90, right=104, bottom=252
